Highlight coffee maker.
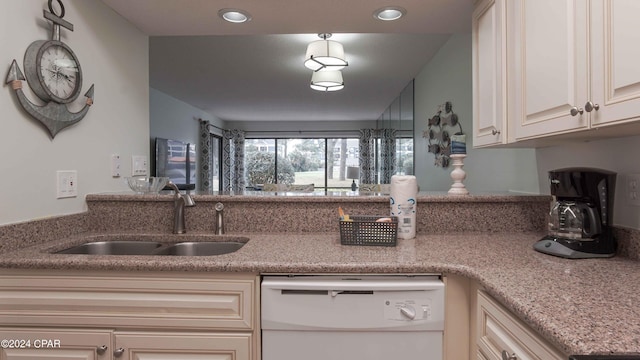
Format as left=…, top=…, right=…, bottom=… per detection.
left=534, top=168, right=617, bottom=259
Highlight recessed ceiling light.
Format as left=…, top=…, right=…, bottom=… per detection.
left=218, top=8, right=252, bottom=23
left=373, top=6, right=406, bottom=21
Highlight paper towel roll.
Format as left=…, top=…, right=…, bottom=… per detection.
left=390, top=175, right=418, bottom=239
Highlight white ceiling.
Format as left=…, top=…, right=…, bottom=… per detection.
left=101, top=0, right=473, bottom=122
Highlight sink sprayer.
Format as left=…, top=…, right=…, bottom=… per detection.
left=214, top=202, right=225, bottom=235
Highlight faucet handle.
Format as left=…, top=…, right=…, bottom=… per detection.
left=183, top=193, right=196, bottom=207
left=167, top=181, right=181, bottom=197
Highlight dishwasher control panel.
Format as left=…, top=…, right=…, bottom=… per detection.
left=384, top=299, right=432, bottom=321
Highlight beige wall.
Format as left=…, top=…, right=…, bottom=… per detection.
left=0, top=1, right=149, bottom=225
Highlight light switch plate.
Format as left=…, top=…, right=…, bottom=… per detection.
left=627, top=173, right=640, bottom=206
left=111, top=154, right=121, bottom=177
left=57, top=170, right=78, bottom=198
left=131, top=155, right=148, bottom=176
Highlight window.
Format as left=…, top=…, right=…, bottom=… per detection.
left=245, top=139, right=276, bottom=185
left=210, top=135, right=222, bottom=191
left=327, top=138, right=359, bottom=189
left=242, top=136, right=412, bottom=191
left=279, top=139, right=326, bottom=188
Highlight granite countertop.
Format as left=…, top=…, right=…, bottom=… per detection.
left=86, top=190, right=549, bottom=203
left=1, top=230, right=639, bottom=356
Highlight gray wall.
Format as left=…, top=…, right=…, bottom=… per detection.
left=413, top=34, right=540, bottom=193
left=1, top=1, right=149, bottom=225
left=150, top=88, right=224, bottom=186
left=150, top=88, right=223, bottom=143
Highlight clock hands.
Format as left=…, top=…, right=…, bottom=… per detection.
left=44, top=67, right=75, bottom=88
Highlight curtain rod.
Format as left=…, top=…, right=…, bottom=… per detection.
left=198, top=118, right=224, bottom=131
left=198, top=119, right=412, bottom=134
left=244, top=129, right=414, bottom=134
left=245, top=130, right=360, bottom=134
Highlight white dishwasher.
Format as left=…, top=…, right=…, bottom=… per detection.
left=261, top=274, right=445, bottom=360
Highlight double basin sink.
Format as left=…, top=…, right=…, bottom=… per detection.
left=55, top=236, right=248, bottom=256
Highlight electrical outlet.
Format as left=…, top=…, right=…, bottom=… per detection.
left=131, top=155, right=148, bottom=176
left=57, top=170, right=78, bottom=198
left=111, top=154, right=121, bottom=177
left=627, top=173, right=640, bottom=206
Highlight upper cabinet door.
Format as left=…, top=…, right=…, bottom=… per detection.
left=472, top=0, right=507, bottom=147
left=590, top=0, right=640, bottom=127
left=512, top=0, right=590, bottom=140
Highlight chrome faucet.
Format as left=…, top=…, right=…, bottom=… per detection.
left=214, top=202, right=225, bottom=235
left=167, top=182, right=195, bottom=234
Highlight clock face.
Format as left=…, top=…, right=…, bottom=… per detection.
left=37, top=42, right=82, bottom=103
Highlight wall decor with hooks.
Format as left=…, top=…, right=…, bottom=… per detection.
left=422, top=101, right=464, bottom=168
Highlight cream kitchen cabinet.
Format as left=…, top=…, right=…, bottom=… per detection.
left=511, top=0, right=589, bottom=140
left=114, top=331, right=252, bottom=360
left=0, top=328, right=251, bottom=360
left=0, top=328, right=112, bottom=360
left=472, top=0, right=508, bottom=147
left=473, top=0, right=640, bottom=146
left=0, top=270, right=259, bottom=360
left=473, top=289, right=565, bottom=360
left=512, top=0, right=640, bottom=141
left=589, top=0, right=640, bottom=128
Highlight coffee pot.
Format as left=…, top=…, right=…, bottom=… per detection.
left=534, top=168, right=616, bottom=259
left=548, top=201, right=601, bottom=240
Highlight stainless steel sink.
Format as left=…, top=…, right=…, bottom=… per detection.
left=55, top=237, right=248, bottom=256
left=153, top=241, right=245, bottom=256
left=56, top=241, right=163, bottom=255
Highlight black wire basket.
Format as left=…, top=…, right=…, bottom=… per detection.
left=339, top=215, right=398, bottom=246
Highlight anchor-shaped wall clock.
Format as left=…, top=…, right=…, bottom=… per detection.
left=6, top=0, right=94, bottom=139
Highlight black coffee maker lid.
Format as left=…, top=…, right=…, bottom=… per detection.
left=549, top=167, right=616, bottom=175
left=548, top=167, right=616, bottom=199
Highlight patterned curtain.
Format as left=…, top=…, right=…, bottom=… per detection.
left=359, top=129, right=396, bottom=184
left=358, top=129, right=376, bottom=184
left=222, top=129, right=246, bottom=192
left=198, top=120, right=212, bottom=192
left=379, top=129, right=397, bottom=184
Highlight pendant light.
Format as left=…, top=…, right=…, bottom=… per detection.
left=310, top=71, right=344, bottom=92
left=304, top=33, right=348, bottom=72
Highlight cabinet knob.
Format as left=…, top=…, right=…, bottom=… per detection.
left=570, top=106, right=584, bottom=116
left=585, top=101, right=600, bottom=112
left=492, top=128, right=501, bottom=136
left=96, top=345, right=108, bottom=355
left=113, top=348, right=125, bottom=357
left=501, top=350, right=517, bottom=360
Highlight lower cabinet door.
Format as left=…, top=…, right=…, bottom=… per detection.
left=114, top=331, right=252, bottom=360
left=476, top=291, right=565, bottom=360
left=476, top=348, right=490, bottom=360
left=0, top=328, right=112, bottom=360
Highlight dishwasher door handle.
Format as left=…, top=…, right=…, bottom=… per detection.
left=331, top=290, right=375, bottom=297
